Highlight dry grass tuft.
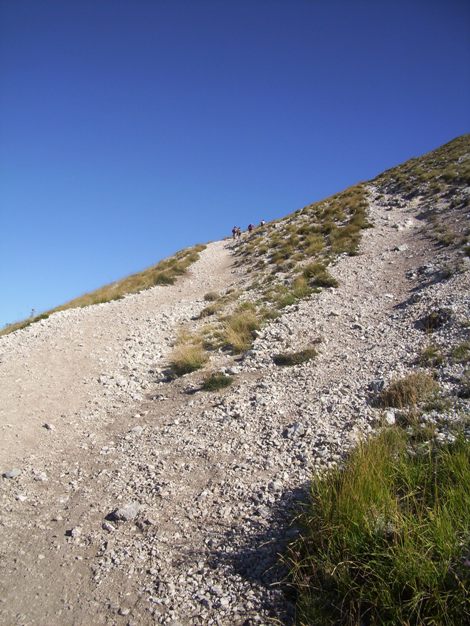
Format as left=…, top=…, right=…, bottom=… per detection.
left=198, top=302, right=222, bottom=318
left=377, top=372, right=438, bottom=408
left=223, top=308, right=261, bottom=353
left=168, top=343, right=208, bottom=377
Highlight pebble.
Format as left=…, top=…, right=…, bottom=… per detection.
left=129, top=425, right=144, bottom=435
left=2, top=468, right=21, bottom=479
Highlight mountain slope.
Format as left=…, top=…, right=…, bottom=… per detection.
left=0, top=136, right=469, bottom=625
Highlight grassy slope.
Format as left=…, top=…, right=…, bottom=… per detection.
left=288, top=429, right=470, bottom=625
left=376, top=134, right=470, bottom=254
left=286, top=135, right=470, bottom=624
left=374, top=134, right=470, bottom=198
left=1, top=244, right=206, bottom=336
left=176, top=184, right=372, bottom=363
left=170, top=135, right=470, bottom=374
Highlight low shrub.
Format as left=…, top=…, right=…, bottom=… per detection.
left=287, top=428, right=470, bottom=625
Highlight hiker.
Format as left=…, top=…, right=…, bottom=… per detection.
left=248, top=223, right=254, bottom=233
left=232, top=226, right=237, bottom=240
left=236, top=226, right=241, bottom=239
left=260, top=220, right=266, bottom=227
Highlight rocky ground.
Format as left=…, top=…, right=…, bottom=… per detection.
left=1, top=185, right=469, bottom=625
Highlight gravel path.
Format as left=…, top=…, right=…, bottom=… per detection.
left=0, top=240, right=233, bottom=467
left=0, top=189, right=468, bottom=625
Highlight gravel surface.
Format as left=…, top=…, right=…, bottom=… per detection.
left=0, top=241, right=232, bottom=467
left=0, top=187, right=469, bottom=625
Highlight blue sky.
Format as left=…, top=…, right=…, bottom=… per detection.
left=1, top=0, right=469, bottom=326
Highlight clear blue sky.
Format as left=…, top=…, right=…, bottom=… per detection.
left=1, top=0, right=469, bottom=326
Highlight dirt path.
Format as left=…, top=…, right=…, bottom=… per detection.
left=0, top=190, right=468, bottom=625
left=0, top=240, right=234, bottom=468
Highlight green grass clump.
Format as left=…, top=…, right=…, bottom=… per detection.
left=377, top=372, right=438, bottom=408
left=271, top=276, right=314, bottom=308
left=302, top=262, right=338, bottom=288
left=201, top=372, right=234, bottom=391
left=287, top=428, right=470, bottom=625
left=418, top=344, right=444, bottom=367
left=168, top=343, right=208, bottom=377
left=451, top=341, right=470, bottom=364
left=273, top=346, right=317, bottom=366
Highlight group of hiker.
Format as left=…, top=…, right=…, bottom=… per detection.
left=231, top=220, right=266, bottom=240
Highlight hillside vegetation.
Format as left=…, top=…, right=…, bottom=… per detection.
left=285, top=135, right=470, bottom=624
left=171, top=137, right=469, bottom=377
left=375, top=134, right=470, bottom=198
left=288, top=429, right=470, bottom=625
left=159, top=140, right=470, bottom=626
left=1, top=243, right=206, bottom=336
left=376, top=134, right=470, bottom=257
left=168, top=184, right=371, bottom=372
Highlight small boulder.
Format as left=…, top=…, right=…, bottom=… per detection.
left=107, top=502, right=141, bottom=522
